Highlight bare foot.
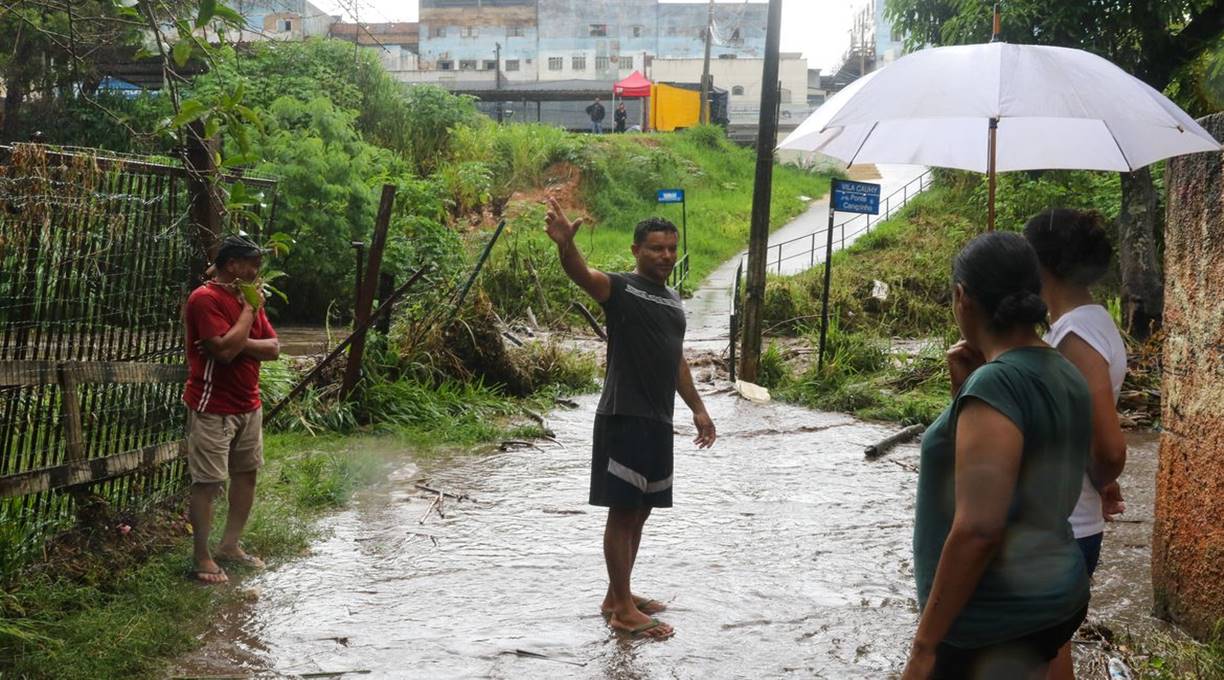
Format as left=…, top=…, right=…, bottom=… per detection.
left=609, top=608, right=674, bottom=639
left=601, top=594, right=667, bottom=616
left=190, top=558, right=229, bottom=584
left=216, top=545, right=265, bottom=569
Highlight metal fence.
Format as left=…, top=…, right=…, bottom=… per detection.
left=0, top=144, right=275, bottom=548
left=764, top=170, right=934, bottom=274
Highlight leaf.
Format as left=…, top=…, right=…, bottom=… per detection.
left=235, top=105, right=264, bottom=133
left=169, top=99, right=207, bottom=128
left=212, top=5, right=245, bottom=27
left=172, top=40, right=192, bottom=68
left=195, top=0, right=217, bottom=28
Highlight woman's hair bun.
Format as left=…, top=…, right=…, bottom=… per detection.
left=1023, top=208, right=1112, bottom=286
left=992, top=291, right=1049, bottom=327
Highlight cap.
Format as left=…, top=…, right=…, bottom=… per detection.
left=213, top=235, right=267, bottom=268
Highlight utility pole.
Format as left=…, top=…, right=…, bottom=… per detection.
left=699, top=0, right=715, bottom=125
left=858, top=8, right=866, bottom=77
left=495, top=42, right=504, bottom=123
left=738, top=0, right=783, bottom=384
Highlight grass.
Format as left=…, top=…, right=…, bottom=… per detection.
left=472, top=125, right=837, bottom=324
left=0, top=354, right=594, bottom=679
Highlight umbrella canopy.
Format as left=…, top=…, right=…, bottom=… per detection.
left=779, top=42, right=1219, bottom=174
left=614, top=70, right=653, bottom=98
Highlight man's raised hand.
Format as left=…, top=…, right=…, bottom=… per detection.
left=545, top=197, right=585, bottom=246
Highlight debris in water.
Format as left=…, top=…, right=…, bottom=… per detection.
left=735, top=380, right=771, bottom=403
left=298, top=671, right=372, bottom=678
left=509, top=649, right=588, bottom=667
left=418, top=492, right=444, bottom=524
left=864, top=424, right=926, bottom=459
left=413, top=483, right=471, bottom=502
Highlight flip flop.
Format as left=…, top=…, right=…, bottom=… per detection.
left=619, top=618, right=673, bottom=640
left=601, top=597, right=667, bottom=616
left=216, top=552, right=265, bottom=569
left=187, top=567, right=228, bottom=584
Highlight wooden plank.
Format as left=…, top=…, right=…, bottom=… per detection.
left=0, top=361, right=186, bottom=386
left=340, top=184, right=396, bottom=398
left=57, top=365, right=86, bottom=464
left=0, top=440, right=186, bottom=498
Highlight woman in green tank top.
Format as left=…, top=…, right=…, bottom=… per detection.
left=902, top=232, right=1092, bottom=680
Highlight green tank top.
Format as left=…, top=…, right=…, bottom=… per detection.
left=914, top=346, right=1092, bottom=648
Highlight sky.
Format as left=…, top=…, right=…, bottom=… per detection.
left=314, top=1, right=867, bottom=73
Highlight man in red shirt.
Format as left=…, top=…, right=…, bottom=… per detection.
left=183, top=235, right=280, bottom=584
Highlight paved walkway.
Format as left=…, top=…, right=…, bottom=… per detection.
left=685, top=164, right=929, bottom=351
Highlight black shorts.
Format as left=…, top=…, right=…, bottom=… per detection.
left=590, top=414, right=673, bottom=509
left=933, top=606, right=1088, bottom=679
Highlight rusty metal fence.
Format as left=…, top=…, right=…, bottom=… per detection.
left=0, top=144, right=275, bottom=551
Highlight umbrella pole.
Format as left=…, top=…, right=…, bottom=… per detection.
left=987, top=117, right=998, bottom=231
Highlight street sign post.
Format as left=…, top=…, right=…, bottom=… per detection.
left=819, top=178, right=881, bottom=368
left=657, top=188, right=689, bottom=292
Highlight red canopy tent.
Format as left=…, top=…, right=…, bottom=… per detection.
left=613, top=71, right=653, bottom=131
left=613, top=70, right=652, bottom=97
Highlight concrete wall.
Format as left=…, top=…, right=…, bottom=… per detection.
left=656, top=2, right=767, bottom=58
left=536, top=0, right=658, bottom=80
left=651, top=55, right=810, bottom=122
left=1152, top=112, right=1224, bottom=640
left=229, top=0, right=333, bottom=41
left=419, top=0, right=539, bottom=79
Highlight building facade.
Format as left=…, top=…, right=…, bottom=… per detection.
left=228, top=0, right=334, bottom=41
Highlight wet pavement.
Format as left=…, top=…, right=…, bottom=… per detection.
left=684, top=164, right=930, bottom=353
left=173, top=392, right=923, bottom=678
left=172, top=390, right=1164, bottom=679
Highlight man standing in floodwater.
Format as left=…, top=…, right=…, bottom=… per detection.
left=544, top=197, right=716, bottom=640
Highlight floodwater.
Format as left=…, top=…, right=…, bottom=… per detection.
left=173, top=398, right=1165, bottom=680
left=174, top=392, right=925, bottom=678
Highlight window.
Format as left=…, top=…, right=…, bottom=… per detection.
left=508, top=25, right=525, bottom=38
left=437, top=60, right=453, bottom=70
left=459, top=59, right=477, bottom=70
left=460, top=26, right=478, bottom=38
left=619, top=56, right=634, bottom=69
left=548, top=57, right=563, bottom=71
left=280, top=19, right=292, bottom=32
left=589, top=23, right=607, bottom=37
left=595, top=56, right=609, bottom=70
left=505, top=59, right=520, bottom=72
left=732, top=85, right=745, bottom=96
left=644, top=54, right=653, bottom=67
left=431, top=26, right=446, bottom=38
left=632, top=25, right=643, bottom=38
left=572, top=56, right=586, bottom=71
left=484, top=60, right=498, bottom=71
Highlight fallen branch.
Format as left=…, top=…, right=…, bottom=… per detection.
left=865, top=424, right=926, bottom=459
left=418, top=492, right=443, bottom=524
left=413, top=483, right=470, bottom=502
left=569, top=301, right=608, bottom=341
left=509, top=649, right=588, bottom=667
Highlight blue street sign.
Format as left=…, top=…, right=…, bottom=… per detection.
left=831, top=180, right=881, bottom=215
left=657, top=188, right=685, bottom=204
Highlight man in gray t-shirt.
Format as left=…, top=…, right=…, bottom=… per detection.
left=545, top=197, right=716, bottom=641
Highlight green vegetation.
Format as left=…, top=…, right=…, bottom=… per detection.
left=761, top=169, right=1125, bottom=425
left=0, top=432, right=379, bottom=678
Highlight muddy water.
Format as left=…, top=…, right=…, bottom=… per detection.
left=174, top=396, right=1164, bottom=680
left=175, top=393, right=924, bottom=678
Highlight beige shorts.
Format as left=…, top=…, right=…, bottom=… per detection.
left=186, top=408, right=264, bottom=484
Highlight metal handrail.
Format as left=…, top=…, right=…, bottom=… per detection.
left=766, top=169, right=934, bottom=273
left=670, top=252, right=691, bottom=293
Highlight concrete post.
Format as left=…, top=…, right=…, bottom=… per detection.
left=1151, top=112, right=1224, bottom=639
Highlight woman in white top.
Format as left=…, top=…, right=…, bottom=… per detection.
left=1024, top=208, right=1128, bottom=680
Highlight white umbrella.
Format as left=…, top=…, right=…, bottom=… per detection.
left=780, top=41, right=1221, bottom=229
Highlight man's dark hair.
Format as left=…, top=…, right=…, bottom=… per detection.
left=633, top=217, right=679, bottom=245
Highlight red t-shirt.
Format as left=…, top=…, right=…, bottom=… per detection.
left=183, top=283, right=276, bottom=414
